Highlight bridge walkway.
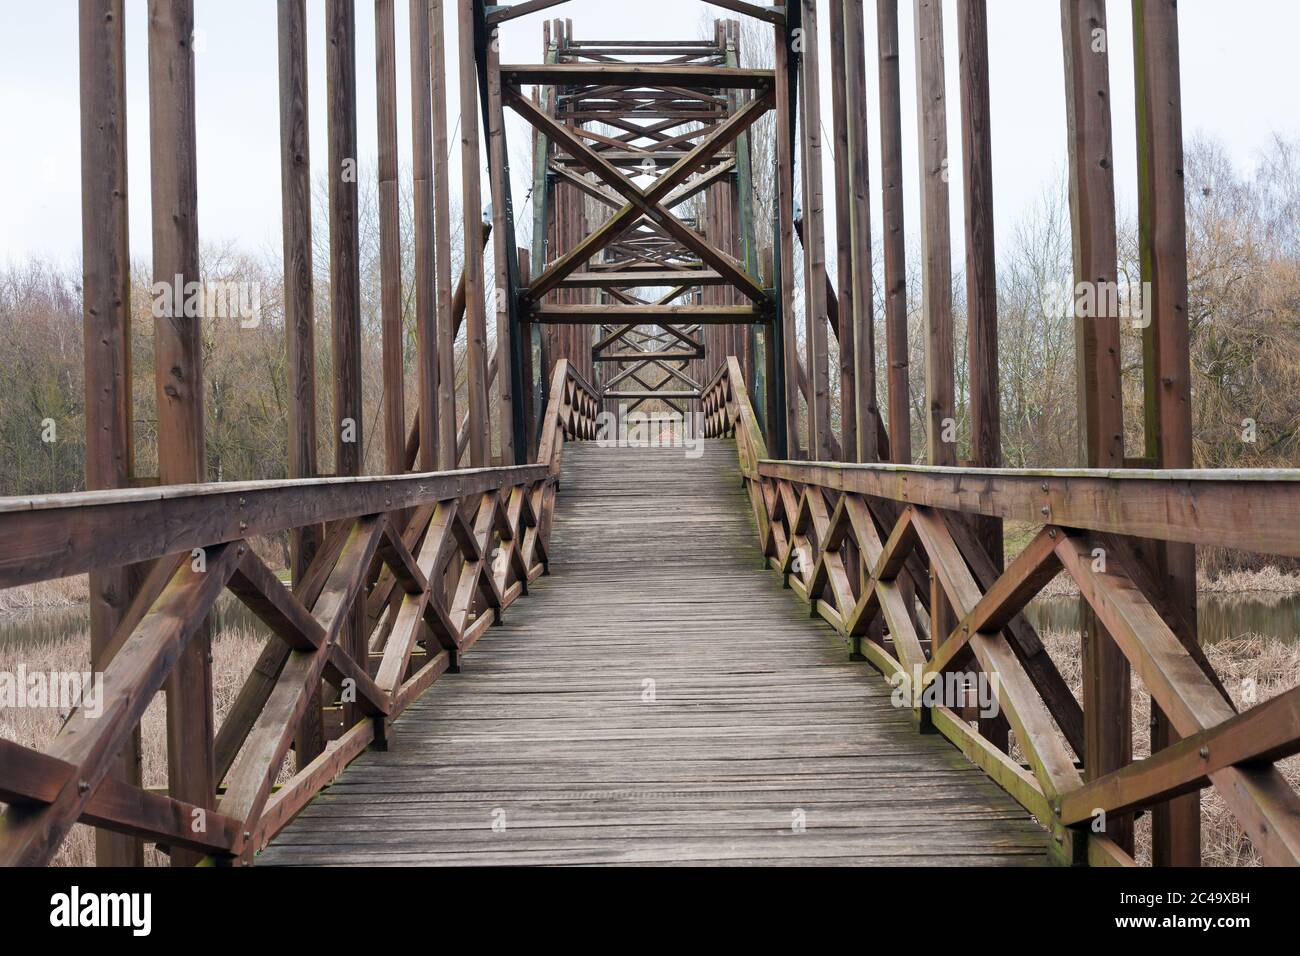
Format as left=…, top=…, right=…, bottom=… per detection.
left=258, top=441, right=1048, bottom=865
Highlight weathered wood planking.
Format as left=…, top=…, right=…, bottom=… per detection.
left=260, top=442, right=1047, bottom=866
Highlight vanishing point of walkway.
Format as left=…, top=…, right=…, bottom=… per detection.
left=259, top=441, right=1048, bottom=865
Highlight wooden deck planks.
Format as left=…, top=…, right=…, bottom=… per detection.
left=259, top=442, right=1048, bottom=866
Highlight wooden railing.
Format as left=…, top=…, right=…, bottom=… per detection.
left=0, top=360, right=598, bottom=867
left=703, top=357, right=1300, bottom=867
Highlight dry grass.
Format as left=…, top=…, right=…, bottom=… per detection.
left=1034, top=630, right=1300, bottom=866
left=0, top=625, right=280, bottom=867
left=1033, top=566, right=1300, bottom=599
left=0, top=575, right=89, bottom=612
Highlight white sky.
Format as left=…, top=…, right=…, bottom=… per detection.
left=1, top=0, right=1297, bottom=271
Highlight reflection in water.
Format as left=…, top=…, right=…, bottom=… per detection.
left=1027, top=592, right=1300, bottom=645
left=0, top=595, right=266, bottom=650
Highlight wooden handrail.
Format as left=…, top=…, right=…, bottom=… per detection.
left=703, top=356, right=1300, bottom=868
left=0, top=361, right=597, bottom=868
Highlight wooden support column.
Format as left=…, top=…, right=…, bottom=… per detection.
left=797, top=0, right=832, bottom=461
left=841, top=0, right=878, bottom=463
left=410, top=0, right=439, bottom=471
left=459, top=0, right=490, bottom=466
left=486, top=21, right=518, bottom=465
left=519, top=246, right=538, bottom=455
left=1062, top=0, right=1133, bottom=854
left=729, top=23, right=763, bottom=411
left=79, top=0, right=143, bottom=867
left=328, top=0, right=363, bottom=481
left=278, top=0, right=325, bottom=769
left=148, top=0, right=213, bottom=867
left=828, top=0, right=857, bottom=463
left=529, top=24, right=558, bottom=443
left=1134, top=0, right=1199, bottom=866
left=877, top=0, right=910, bottom=465
left=376, top=0, right=405, bottom=475
left=913, top=0, right=956, bottom=652
left=326, top=0, right=367, bottom=730
left=431, top=0, right=458, bottom=470
left=957, top=0, right=1008, bottom=752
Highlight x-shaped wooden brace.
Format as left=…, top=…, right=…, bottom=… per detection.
left=506, top=84, right=773, bottom=303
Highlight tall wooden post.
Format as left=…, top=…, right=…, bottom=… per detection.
left=148, top=0, right=213, bottom=868
left=1134, top=0, right=1199, bottom=866
left=279, top=0, right=320, bottom=576
left=80, top=0, right=143, bottom=867
left=431, top=0, right=458, bottom=470
left=518, top=246, right=537, bottom=456
left=797, top=0, right=832, bottom=461
left=486, top=20, right=519, bottom=465
left=459, top=0, right=490, bottom=466
left=327, top=0, right=368, bottom=727
left=530, top=25, right=558, bottom=446
left=410, top=0, right=439, bottom=471
left=278, top=0, right=325, bottom=769
left=328, top=0, right=362, bottom=482
left=777, top=16, right=800, bottom=458
left=376, top=0, right=405, bottom=475
left=913, top=0, right=956, bottom=651
left=1062, top=0, right=1133, bottom=854
left=877, top=0, right=911, bottom=465
left=841, top=0, right=878, bottom=463
left=957, top=0, right=1008, bottom=752
left=827, top=0, right=857, bottom=463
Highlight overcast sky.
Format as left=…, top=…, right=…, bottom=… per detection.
left=1, top=0, right=1297, bottom=271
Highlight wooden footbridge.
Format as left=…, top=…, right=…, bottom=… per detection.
left=2, top=0, right=1300, bottom=869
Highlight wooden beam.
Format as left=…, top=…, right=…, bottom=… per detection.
left=756, top=459, right=1300, bottom=558
left=773, top=12, right=800, bottom=457
left=878, top=0, right=910, bottom=465
left=512, top=88, right=771, bottom=302
left=842, top=0, right=878, bottom=463
left=1134, top=0, right=1200, bottom=867
left=460, top=0, right=490, bottom=466
left=912, top=0, right=957, bottom=675
left=500, top=64, right=775, bottom=89
left=925, top=526, right=1062, bottom=678
left=1058, top=532, right=1300, bottom=865
left=828, top=0, right=857, bottom=463
left=1060, top=683, right=1300, bottom=826
left=1062, top=0, right=1132, bottom=854
left=0, top=543, right=241, bottom=867
left=557, top=270, right=727, bottom=288
left=487, top=0, right=573, bottom=25
left=431, top=0, right=458, bottom=470
left=376, top=0, right=405, bottom=475
left=217, top=520, right=384, bottom=853
left=701, top=0, right=786, bottom=25
left=486, top=22, right=518, bottom=465
left=533, top=305, right=761, bottom=324
left=956, top=0, right=1008, bottom=751
left=0, top=740, right=241, bottom=856
left=797, top=0, right=832, bottom=461
left=409, top=0, right=440, bottom=471
left=957, top=0, right=1000, bottom=493
left=0, top=465, right=547, bottom=589
left=79, top=0, right=142, bottom=866
left=148, top=0, right=213, bottom=867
